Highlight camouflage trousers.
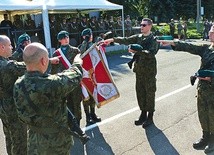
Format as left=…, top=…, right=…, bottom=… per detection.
left=135, top=74, right=156, bottom=112
left=197, top=88, right=214, bottom=133
left=66, top=86, right=82, bottom=121
left=1, top=116, right=27, bottom=155
left=28, top=129, right=73, bottom=155
left=83, top=94, right=96, bottom=113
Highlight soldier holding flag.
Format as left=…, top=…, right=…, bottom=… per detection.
left=79, top=28, right=102, bottom=125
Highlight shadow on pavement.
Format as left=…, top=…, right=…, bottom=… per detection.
left=145, top=124, right=179, bottom=155
left=70, top=126, right=114, bottom=155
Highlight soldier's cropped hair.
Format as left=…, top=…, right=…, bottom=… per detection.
left=23, top=42, right=48, bottom=64
left=0, top=35, right=9, bottom=45
left=142, top=18, right=153, bottom=25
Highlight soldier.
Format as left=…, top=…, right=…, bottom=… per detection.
left=24, top=14, right=36, bottom=36
left=13, top=42, right=82, bottom=155
left=104, top=18, right=160, bottom=128
left=49, top=15, right=59, bottom=49
left=79, top=16, right=88, bottom=32
left=79, top=28, right=102, bottom=125
left=115, top=16, right=122, bottom=36
left=51, top=31, right=83, bottom=125
left=177, top=20, right=183, bottom=40
left=125, top=15, right=132, bottom=37
left=0, top=35, right=27, bottom=155
left=168, top=19, right=175, bottom=38
left=127, top=44, right=143, bottom=69
left=158, top=25, right=214, bottom=154
left=11, top=33, right=31, bottom=61
left=0, top=14, right=15, bottom=49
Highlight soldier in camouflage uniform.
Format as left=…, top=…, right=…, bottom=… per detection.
left=51, top=31, right=82, bottom=125
left=79, top=28, right=102, bottom=125
left=159, top=25, right=214, bottom=154
left=0, top=35, right=27, bottom=155
left=13, top=42, right=83, bottom=155
left=104, top=18, right=160, bottom=128
left=11, top=33, right=31, bottom=61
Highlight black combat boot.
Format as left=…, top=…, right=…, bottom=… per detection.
left=134, top=111, right=147, bottom=126
left=193, top=131, right=210, bottom=149
left=90, top=107, right=101, bottom=122
left=142, top=112, right=154, bottom=128
left=85, top=111, right=95, bottom=125
left=204, top=133, right=214, bottom=153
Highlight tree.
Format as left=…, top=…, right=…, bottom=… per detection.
left=107, top=0, right=214, bottom=22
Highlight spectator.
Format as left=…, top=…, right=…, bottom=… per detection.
left=125, top=15, right=132, bottom=37
left=177, top=20, right=183, bottom=40
left=182, top=21, right=188, bottom=40
left=168, top=19, right=175, bottom=38
left=203, top=19, right=211, bottom=41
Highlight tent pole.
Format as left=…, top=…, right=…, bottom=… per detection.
left=121, top=8, right=125, bottom=37
left=42, top=7, right=52, bottom=54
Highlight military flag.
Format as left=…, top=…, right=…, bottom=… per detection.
left=80, top=43, right=119, bottom=107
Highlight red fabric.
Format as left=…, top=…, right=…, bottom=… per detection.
left=81, top=45, right=119, bottom=107
left=55, top=50, right=69, bottom=69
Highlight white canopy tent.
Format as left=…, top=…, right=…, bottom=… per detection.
left=0, top=0, right=124, bottom=49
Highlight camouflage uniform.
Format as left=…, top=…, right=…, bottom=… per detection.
left=11, top=46, right=24, bottom=61
left=0, top=57, right=27, bottom=155
left=113, top=34, right=159, bottom=112
left=11, top=33, right=31, bottom=62
left=51, top=45, right=82, bottom=122
left=172, top=42, right=214, bottom=133
left=13, top=65, right=82, bottom=155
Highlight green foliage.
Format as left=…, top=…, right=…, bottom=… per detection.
left=153, top=22, right=202, bottom=39
left=187, top=29, right=202, bottom=39
left=107, top=0, right=214, bottom=22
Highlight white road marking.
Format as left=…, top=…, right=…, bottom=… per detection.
left=82, top=84, right=192, bottom=132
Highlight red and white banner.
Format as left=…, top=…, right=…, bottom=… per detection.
left=80, top=43, right=120, bottom=108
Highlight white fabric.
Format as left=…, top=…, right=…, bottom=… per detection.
left=0, top=0, right=123, bottom=49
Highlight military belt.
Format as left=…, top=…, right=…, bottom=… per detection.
left=29, top=125, right=59, bottom=134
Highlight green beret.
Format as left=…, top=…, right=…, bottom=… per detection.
left=57, top=31, right=69, bottom=40
left=81, top=28, right=92, bottom=36
left=128, top=44, right=143, bottom=52
left=157, top=35, right=173, bottom=40
left=17, top=33, right=30, bottom=45
left=197, top=70, right=214, bottom=77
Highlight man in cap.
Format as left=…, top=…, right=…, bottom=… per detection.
left=51, top=31, right=89, bottom=142
left=79, top=28, right=102, bottom=125
left=158, top=25, right=214, bottom=154
left=0, top=35, right=27, bottom=155
left=104, top=18, right=160, bottom=128
left=11, top=33, right=31, bottom=61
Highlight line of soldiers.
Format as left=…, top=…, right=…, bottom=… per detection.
left=0, top=27, right=105, bottom=154
left=49, top=15, right=134, bottom=48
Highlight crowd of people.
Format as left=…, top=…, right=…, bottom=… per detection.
left=168, top=19, right=188, bottom=40
left=48, top=14, right=135, bottom=48
left=1, top=11, right=214, bottom=154
left=0, top=13, right=137, bottom=50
